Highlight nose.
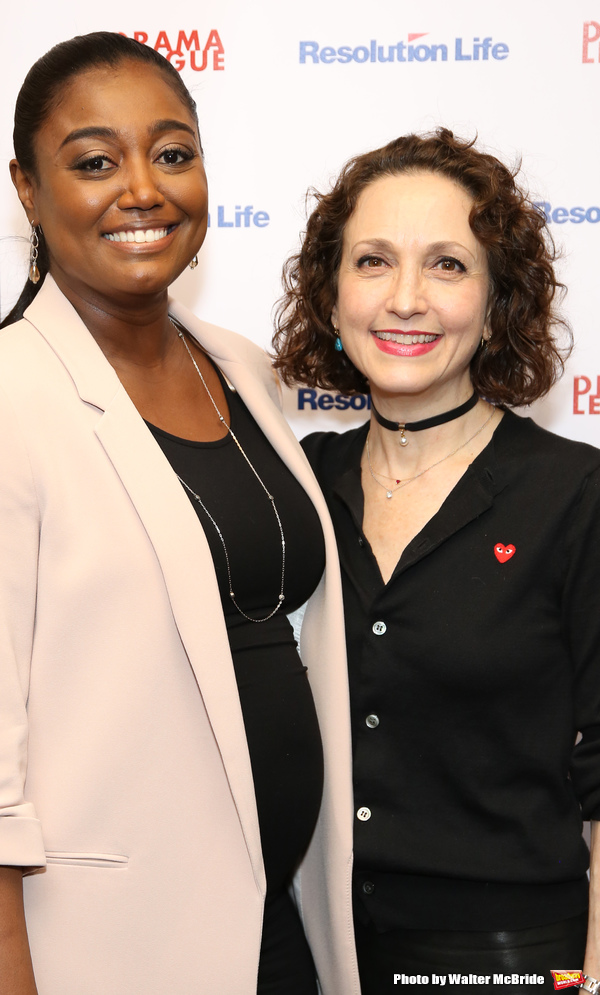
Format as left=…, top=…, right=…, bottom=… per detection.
left=385, top=264, right=427, bottom=319
left=116, top=157, right=165, bottom=211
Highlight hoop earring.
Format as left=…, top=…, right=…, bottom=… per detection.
left=29, top=222, right=40, bottom=284
left=189, top=255, right=199, bottom=270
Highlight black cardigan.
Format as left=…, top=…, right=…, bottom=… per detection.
left=302, top=410, right=600, bottom=931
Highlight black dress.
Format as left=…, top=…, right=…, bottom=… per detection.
left=148, top=366, right=326, bottom=994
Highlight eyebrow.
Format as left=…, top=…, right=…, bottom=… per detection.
left=58, top=119, right=197, bottom=150
left=150, top=119, right=197, bottom=139
left=351, top=238, right=475, bottom=258
left=426, top=240, right=473, bottom=257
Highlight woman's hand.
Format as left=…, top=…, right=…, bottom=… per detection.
left=0, top=866, right=38, bottom=995
left=584, top=821, right=600, bottom=980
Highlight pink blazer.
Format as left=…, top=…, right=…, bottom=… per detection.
left=0, top=277, right=359, bottom=995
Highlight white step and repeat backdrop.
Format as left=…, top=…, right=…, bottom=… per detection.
left=0, top=0, right=598, bottom=443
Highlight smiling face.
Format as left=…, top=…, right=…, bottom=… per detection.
left=332, top=170, right=490, bottom=410
left=12, top=59, right=208, bottom=313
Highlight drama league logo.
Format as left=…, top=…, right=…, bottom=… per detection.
left=120, top=30, right=224, bottom=71
left=583, top=22, right=600, bottom=62
left=573, top=376, right=600, bottom=414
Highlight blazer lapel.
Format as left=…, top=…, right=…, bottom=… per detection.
left=24, top=279, right=265, bottom=888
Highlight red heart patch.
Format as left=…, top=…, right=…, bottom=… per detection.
left=494, top=543, right=515, bottom=563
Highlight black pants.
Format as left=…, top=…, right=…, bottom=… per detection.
left=355, top=910, right=588, bottom=994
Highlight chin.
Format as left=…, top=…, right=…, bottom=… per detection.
left=117, top=267, right=176, bottom=295
left=369, top=377, right=432, bottom=399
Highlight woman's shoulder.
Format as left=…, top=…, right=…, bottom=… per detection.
left=0, top=312, right=38, bottom=346
left=0, top=314, right=57, bottom=387
left=501, top=411, right=600, bottom=461
left=498, top=409, right=600, bottom=477
left=168, top=300, right=280, bottom=402
left=169, top=299, right=267, bottom=365
left=301, top=422, right=369, bottom=484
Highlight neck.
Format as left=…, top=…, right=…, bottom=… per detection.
left=369, top=381, right=475, bottom=427
left=51, top=269, right=174, bottom=367
left=367, top=397, right=495, bottom=477
left=371, top=391, right=478, bottom=436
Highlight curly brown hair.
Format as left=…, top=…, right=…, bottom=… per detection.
left=272, top=129, right=571, bottom=406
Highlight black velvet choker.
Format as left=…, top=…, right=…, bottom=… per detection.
left=371, top=391, right=479, bottom=446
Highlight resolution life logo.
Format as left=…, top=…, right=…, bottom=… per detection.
left=120, top=30, right=224, bottom=71
left=583, top=21, right=600, bottom=62
left=574, top=377, right=600, bottom=414
left=298, top=389, right=372, bottom=412
left=299, top=33, right=509, bottom=64
left=535, top=202, right=600, bottom=224
left=207, top=206, right=270, bottom=229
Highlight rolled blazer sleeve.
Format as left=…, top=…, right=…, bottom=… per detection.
left=0, top=383, right=45, bottom=866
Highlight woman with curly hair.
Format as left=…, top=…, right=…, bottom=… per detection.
left=273, top=130, right=600, bottom=992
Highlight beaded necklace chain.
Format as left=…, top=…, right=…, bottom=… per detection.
left=174, top=322, right=286, bottom=622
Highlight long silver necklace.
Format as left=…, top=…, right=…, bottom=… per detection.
left=174, top=322, right=286, bottom=622
left=366, top=405, right=495, bottom=499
